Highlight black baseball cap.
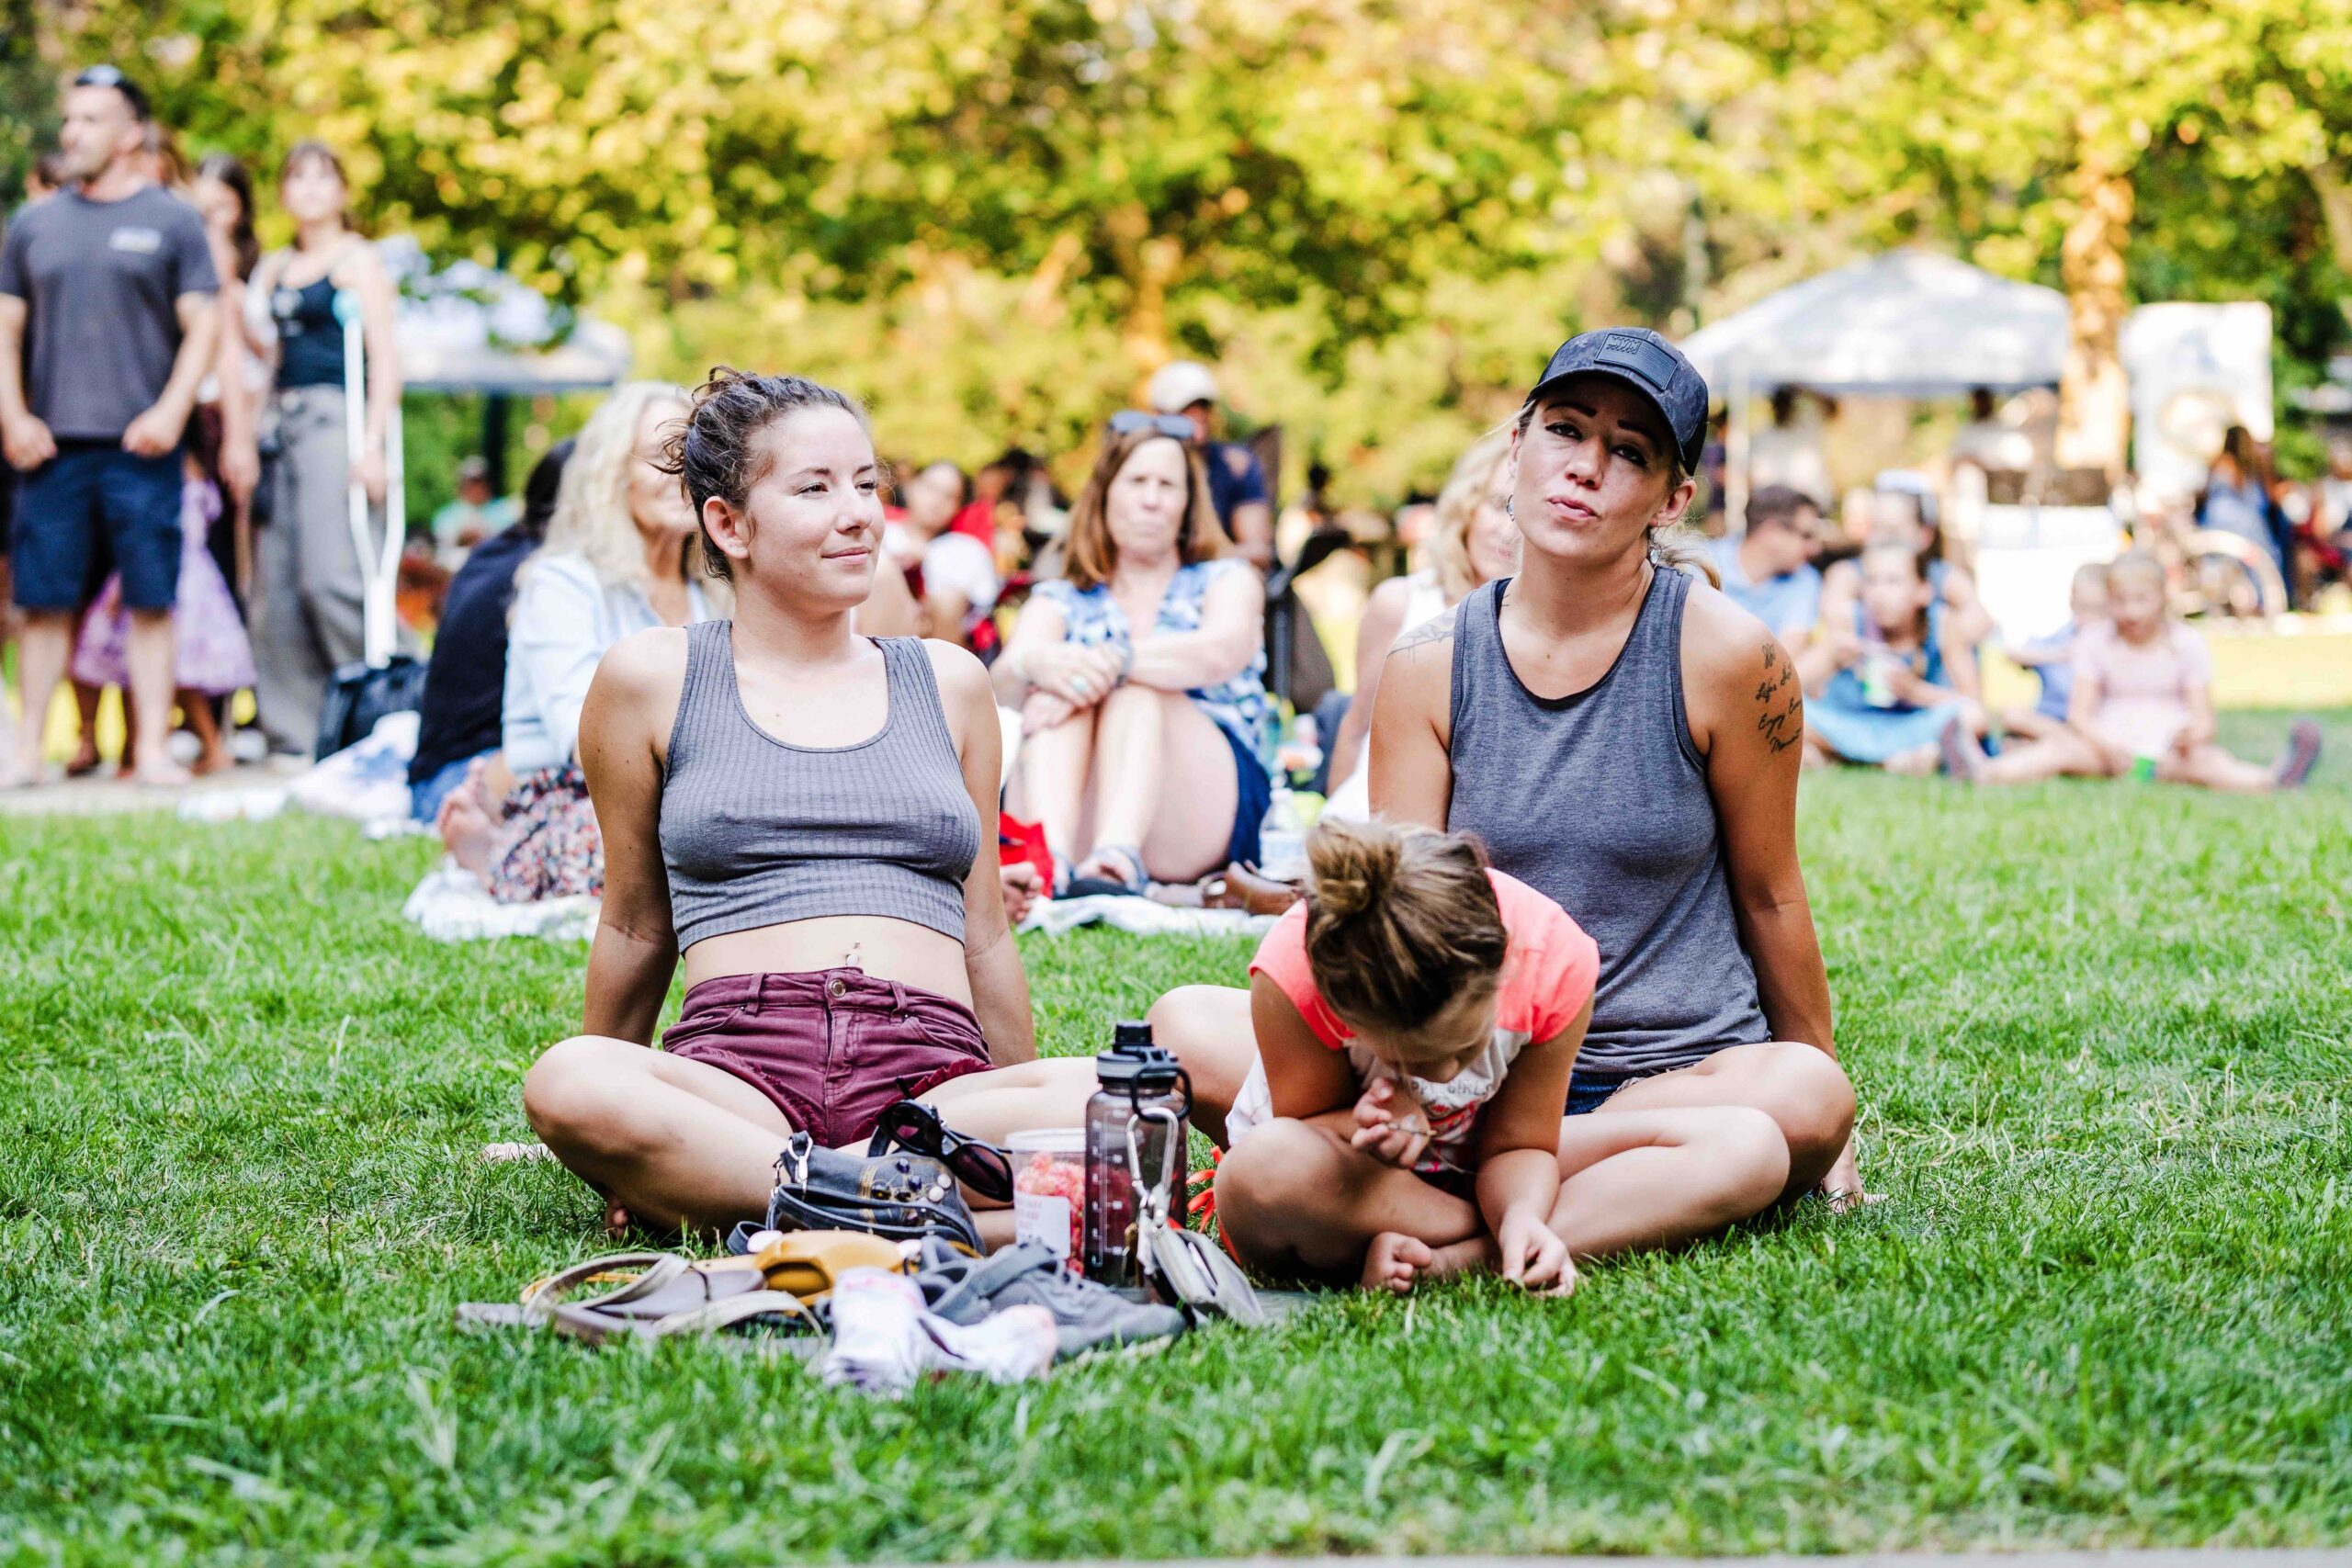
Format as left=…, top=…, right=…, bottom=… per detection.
left=72, top=64, right=151, bottom=121
left=1523, top=327, right=1710, bottom=474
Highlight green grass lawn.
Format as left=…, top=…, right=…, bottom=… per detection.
left=4, top=709, right=2349, bottom=1565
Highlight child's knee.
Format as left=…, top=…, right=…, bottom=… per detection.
left=1215, top=1119, right=1341, bottom=1224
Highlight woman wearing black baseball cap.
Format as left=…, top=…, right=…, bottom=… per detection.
left=1366, top=327, right=1871, bottom=1226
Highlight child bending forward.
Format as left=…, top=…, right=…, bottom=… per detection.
left=1208, top=818, right=1793, bottom=1296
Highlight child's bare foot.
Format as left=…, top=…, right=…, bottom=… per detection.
left=191, top=743, right=233, bottom=776
left=437, top=784, right=499, bottom=879
left=63, top=739, right=102, bottom=779
left=1363, top=1233, right=1433, bottom=1293
left=1361, top=1232, right=1493, bottom=1294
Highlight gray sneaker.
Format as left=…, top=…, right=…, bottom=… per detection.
left=913, top=1237, right=1187, bottom=1359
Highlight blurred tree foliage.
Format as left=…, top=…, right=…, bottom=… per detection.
left=16, top=0, right=2352, bottom=499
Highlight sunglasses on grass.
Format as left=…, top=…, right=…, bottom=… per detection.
left=1107, top=411, right=1198, bottom=442
left=867, top=1098, right=1014, bottom=1203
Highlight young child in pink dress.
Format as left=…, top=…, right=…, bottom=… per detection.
left=73, top=471, right=258, bottom=775
left=1945, top=549, right=2320, bottom=791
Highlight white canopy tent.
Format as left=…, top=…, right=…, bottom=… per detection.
left=1684, top=248, right=2069, bottom=399
left=359, top=238, right=633, bottom=498
left=379, top=236, right=633, bottom=396
left=1687, top=250, right=2070, bottom=538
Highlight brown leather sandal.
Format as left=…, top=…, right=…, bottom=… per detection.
left=1199, top=862, right=1304, bottom=917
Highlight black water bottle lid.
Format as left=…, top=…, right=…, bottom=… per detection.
left=1097, top=1021, right=1181, bottom=1089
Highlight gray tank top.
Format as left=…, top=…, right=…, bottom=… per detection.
left=1446, top=571, right=1769, bottom=1078
left=660, top=623, right=979, bottom=950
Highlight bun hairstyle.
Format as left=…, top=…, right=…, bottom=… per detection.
left=662, top=367, right=869, bottom=581
left=1303, top=818, right=1509, bottom=1036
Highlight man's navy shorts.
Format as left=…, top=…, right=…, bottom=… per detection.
left=10, top=441, right=182, bottom=612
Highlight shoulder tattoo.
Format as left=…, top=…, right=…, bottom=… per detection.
left=1391, top=603, right=1460, bottom=655
left=1752, top=638, right=1803, bottom=753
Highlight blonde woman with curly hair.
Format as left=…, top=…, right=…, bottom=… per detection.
left=439, top=382, right=715, bottom=901
left=1322, top=428, right=1520, bottom=820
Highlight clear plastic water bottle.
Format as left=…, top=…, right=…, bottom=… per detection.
left=1081, top=1021, right=1190, bottom=1288
left=1257, top=787, right=1308, bottom=879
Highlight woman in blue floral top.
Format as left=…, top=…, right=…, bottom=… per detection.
left=1001, top=415, right=1274, bottom=893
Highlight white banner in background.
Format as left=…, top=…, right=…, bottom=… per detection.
left=2121, top=302, right=2274, bottom=503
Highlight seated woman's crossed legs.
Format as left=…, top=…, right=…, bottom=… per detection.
left=1019, top=683, right=1241, bottom=888
left=523, top=1036, right=1097, bottom=1241
left=1212, top=1102, right=1791, bottom=1293
left=1151, top=986, right=1857, bottom=1204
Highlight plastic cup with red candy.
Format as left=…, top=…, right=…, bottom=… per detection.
left=1008, top=1129, right=1086, bottom=1269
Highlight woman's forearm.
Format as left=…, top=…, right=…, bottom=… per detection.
left=581, top=923, right=677, bottom=1043
left=1126, top=627, right=1254, bottom=692
left=1736, top=896, right=1838, bottom=1058
left=966, top=925, right=1036, bottom=1065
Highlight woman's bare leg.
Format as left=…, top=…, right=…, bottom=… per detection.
left=183, top=690, right=231, bottom=774
left=2000, top=706, right=2063, bottom=743
left=2163, top=743, right=2278, bottom=794
left=1971, top=727, right=2109, bottom=785
left=1146, top=984, right=1255, bottom=1146
left=1545, top=1105, right=1791, bottom=1256
left=1019, top=703, right=1101, bottom=868
left=523, top=1034, right=797, bottom=1235
left=918, top=1057, right=1101, bottom=1142
left=1215, top=1105, right=1793, bottom=1293
left=1595, top=1041, right=1855, bottom=1201
left=1084, top=686, right=1239, bottom=884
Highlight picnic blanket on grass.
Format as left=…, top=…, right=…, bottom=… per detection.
left=403, top=863, right=598, bottom=943
left=1020, top=895, right=1279, bottom=940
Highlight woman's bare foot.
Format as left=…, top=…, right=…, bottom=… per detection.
left=1884, top=742, right=1939, bottom=777
left=437, top=783, right=499, bottom=879
left=1361, top=1232, right=1494, bottom=1294
left=130, top=758, right=192, bottom=788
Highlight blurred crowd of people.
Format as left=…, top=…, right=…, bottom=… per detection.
left=1, top=66, right=401, bottom=784
left=1, top=64, right=2327, bottom=862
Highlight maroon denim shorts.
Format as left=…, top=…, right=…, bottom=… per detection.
left=660, top=968, right=992, bottom=1147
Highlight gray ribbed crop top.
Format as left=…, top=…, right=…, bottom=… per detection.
left=659, top=622, right=980, bottom=949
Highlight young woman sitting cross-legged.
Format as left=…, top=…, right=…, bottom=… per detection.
left=520, top=370, right=1097, bottom=1241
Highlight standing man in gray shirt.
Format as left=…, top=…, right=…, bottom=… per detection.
left=0, top=65, right=219, bottom=786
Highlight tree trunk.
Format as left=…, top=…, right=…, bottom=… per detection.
left=2307, top=162, right=2352, bottom=336
left=2055, top=140, right=2134, bottom=474
left=1105, top=202, right=1182, bottom=398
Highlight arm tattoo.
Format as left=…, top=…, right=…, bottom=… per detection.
left=1752, top=638, right=1803, bottom=752
left=1390, top=603, right=1460, bottom=654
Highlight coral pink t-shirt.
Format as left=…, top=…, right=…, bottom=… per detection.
left=2072, top=620, right=2211, bottom=758
left=1233, top=870, right=1600, bottom=1170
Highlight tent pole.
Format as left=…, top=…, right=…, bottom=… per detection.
left=483, top=393, right=510, bottom=497
left=1726, top=363, right=1751, bottom=537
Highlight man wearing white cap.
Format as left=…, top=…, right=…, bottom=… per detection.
left=1146, top=359, right=1272, bottom=570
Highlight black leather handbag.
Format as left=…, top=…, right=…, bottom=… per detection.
left=762, top=1132, right=984, bottom=1254
left=314, top=652, right=427, bottom=761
